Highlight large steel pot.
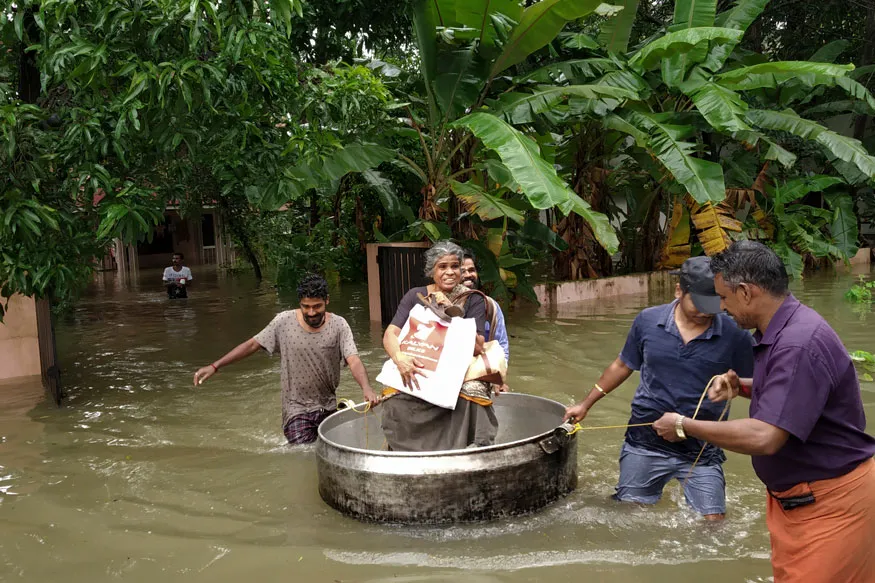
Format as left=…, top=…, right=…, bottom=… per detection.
left=316, top=393, right=578, bottom=524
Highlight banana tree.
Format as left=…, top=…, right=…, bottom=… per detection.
left=487, top=0, right=875, bottom=270
left=263, top=0, right=624, bottom=299
left=742, top=175, right=859, bottom=277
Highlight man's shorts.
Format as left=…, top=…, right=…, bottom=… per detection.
left=282, top=408, right=335, bottom=444
left=614, top=441, right=726, bottom=515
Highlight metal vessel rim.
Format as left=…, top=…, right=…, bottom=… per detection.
left=317, top=393, right=569, bottom=457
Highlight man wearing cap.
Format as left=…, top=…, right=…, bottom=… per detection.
left=654, top=242, right=875, bottom=581
left=564, top=256, right=754, bottom=520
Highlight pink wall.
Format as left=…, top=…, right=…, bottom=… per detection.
left=0, top=294, right=41, bottom=381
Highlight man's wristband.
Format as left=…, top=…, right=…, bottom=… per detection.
left=210, top=363, right=219, bottom=372
left=675, top=414, right=687, bottom=439
left=593, top=383, right=607, bottom=396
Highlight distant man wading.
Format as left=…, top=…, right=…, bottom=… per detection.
left=565, top=256, right=754, bottom=520
left=193, top=274, right=379, bottom=444
left=653, top=242, right=875, bottom=582
left=163, top=252, right=192, bottom=299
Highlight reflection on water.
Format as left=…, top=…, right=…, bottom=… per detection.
left=1, top=265, right=872, bottom=582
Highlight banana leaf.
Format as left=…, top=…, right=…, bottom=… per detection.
left=515, top=58, right=619, bottom=84
left=318, top=143, right=398, bottom=183
left=809, top=40, right=851, bottom=64
left=595, top=69, right=652, bottom=96
left=835, top=77, right=875, bottom=115
left=454, top=0, right=523, bottom=46
left=362, top=170, right=416, bottom=222
left=770, top=175, right=846, bottom=205
left=825, top=192, right=859, bottom=259
left=491, top=84, right=636, bottom=124
left=451, top=180, right=525, bottom=225
left=681, top=70, right=752, bottom=133
left=491, top=0, right=605, bottom=76
left=659, top=199, right=691, bottom=269
left=672, top=0, right=717, bottom=29
left=803, top=100, right=875, bottom=118
left=746, top=109, right=875, bottom=180
left=413, top=0, right=443, bottom=122
left=716, top=62, right=854, bottom=91
left=559, top=32, right=599, bottom=49
left=688, top=197, right=742, bottom=256
left=452, top=112, right=619, bottom=253
left=624, top=111, right=727, bottom=204
left=714, top=0, right=769, bottom=32
left=433, top=43, right=484, bottom=121
left=770, top=241, right=804, bottom=279
left=598, top=0, right=639, bottom=53
left=628, top=27, right=743, bottom=73
left=705, top=0, right=770, bottom=70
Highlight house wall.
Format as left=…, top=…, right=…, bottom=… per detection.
left=0, top=294, right=41, bottom=382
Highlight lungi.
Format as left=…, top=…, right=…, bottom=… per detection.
left=283, top=408, right=335, bottom=444
left=766, top=457, right=875, bottom=583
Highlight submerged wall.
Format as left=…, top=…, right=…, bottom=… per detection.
left=0, top=294, right=41, bottom=381
left=530, top=270, right=675, bottom=311
left=531, top=247, right=872, bottom=309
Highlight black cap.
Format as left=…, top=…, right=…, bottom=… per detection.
left=672, top=256, right=721, bottom=315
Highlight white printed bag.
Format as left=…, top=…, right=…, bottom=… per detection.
left=376, top=304, right=476, bottom=409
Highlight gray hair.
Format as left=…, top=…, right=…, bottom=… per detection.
left=710, top=240, right=790, bottom=296
left=423, top=241, right=464, bottom=278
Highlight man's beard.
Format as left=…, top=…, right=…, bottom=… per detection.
left=462, top=277, right=479, bottom=290
left=304, top=313, right=326, bottom=328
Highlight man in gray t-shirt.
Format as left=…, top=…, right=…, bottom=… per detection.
left=193, top=274, right=378, bottom=444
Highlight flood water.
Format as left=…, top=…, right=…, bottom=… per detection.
left=1, top=265, right=874, bottom=582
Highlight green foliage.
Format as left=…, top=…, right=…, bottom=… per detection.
left=845, top=276, right=875, bottom=304
left=849, top=349, right=875, bottom=383
left=745, top=176, right=858, bottom=278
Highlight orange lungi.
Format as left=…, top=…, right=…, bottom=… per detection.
left=766, top=457, right=875, bottom=583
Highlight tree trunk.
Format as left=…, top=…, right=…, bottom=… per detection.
left=18, top=9, right=40, bottom=103
left=219, top=201, right=263, bottom=280
left=309, top=195, right=319, bottom=231
left=332, top=182, right=344, bottom=247
left=237, top=229, right=263, bottom=280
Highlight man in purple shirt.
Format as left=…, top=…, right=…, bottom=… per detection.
left=653, top=241, right=875, bottom=583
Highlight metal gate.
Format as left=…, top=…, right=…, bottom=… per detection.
left=35, top=298, right=63, bottom=406
left=377, top=246, right=430, bottom=326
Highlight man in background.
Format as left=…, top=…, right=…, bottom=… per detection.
left=461, top=251, right=509, bottom=393
left=163, top=252, right=192, bottom=299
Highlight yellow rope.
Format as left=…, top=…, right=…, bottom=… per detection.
left=567, top=375, right=732, bottom=487
left=337, top=398, right=372, bottom=413
left=568, top=422, right=654, bottom=433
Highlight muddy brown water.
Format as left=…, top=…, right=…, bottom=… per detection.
left=1, top=266, right=873, bottom=582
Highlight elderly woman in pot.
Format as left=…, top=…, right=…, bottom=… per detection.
left=380, top=240, right=500, bottom=451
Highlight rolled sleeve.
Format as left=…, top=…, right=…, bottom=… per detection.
left=619, top=314, right=644, bottom=371
left=752, top=346, right=832, bottom=442
left=253, top=315, right=281, bottom=355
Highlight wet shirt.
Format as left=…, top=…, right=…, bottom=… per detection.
left=162, top=266, right=192, bottom=282
left=749, top=295, right=875, bottom=491
left=620, top=301, right=755, bottom=463
left=254, top=311, right=358, bottom=426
